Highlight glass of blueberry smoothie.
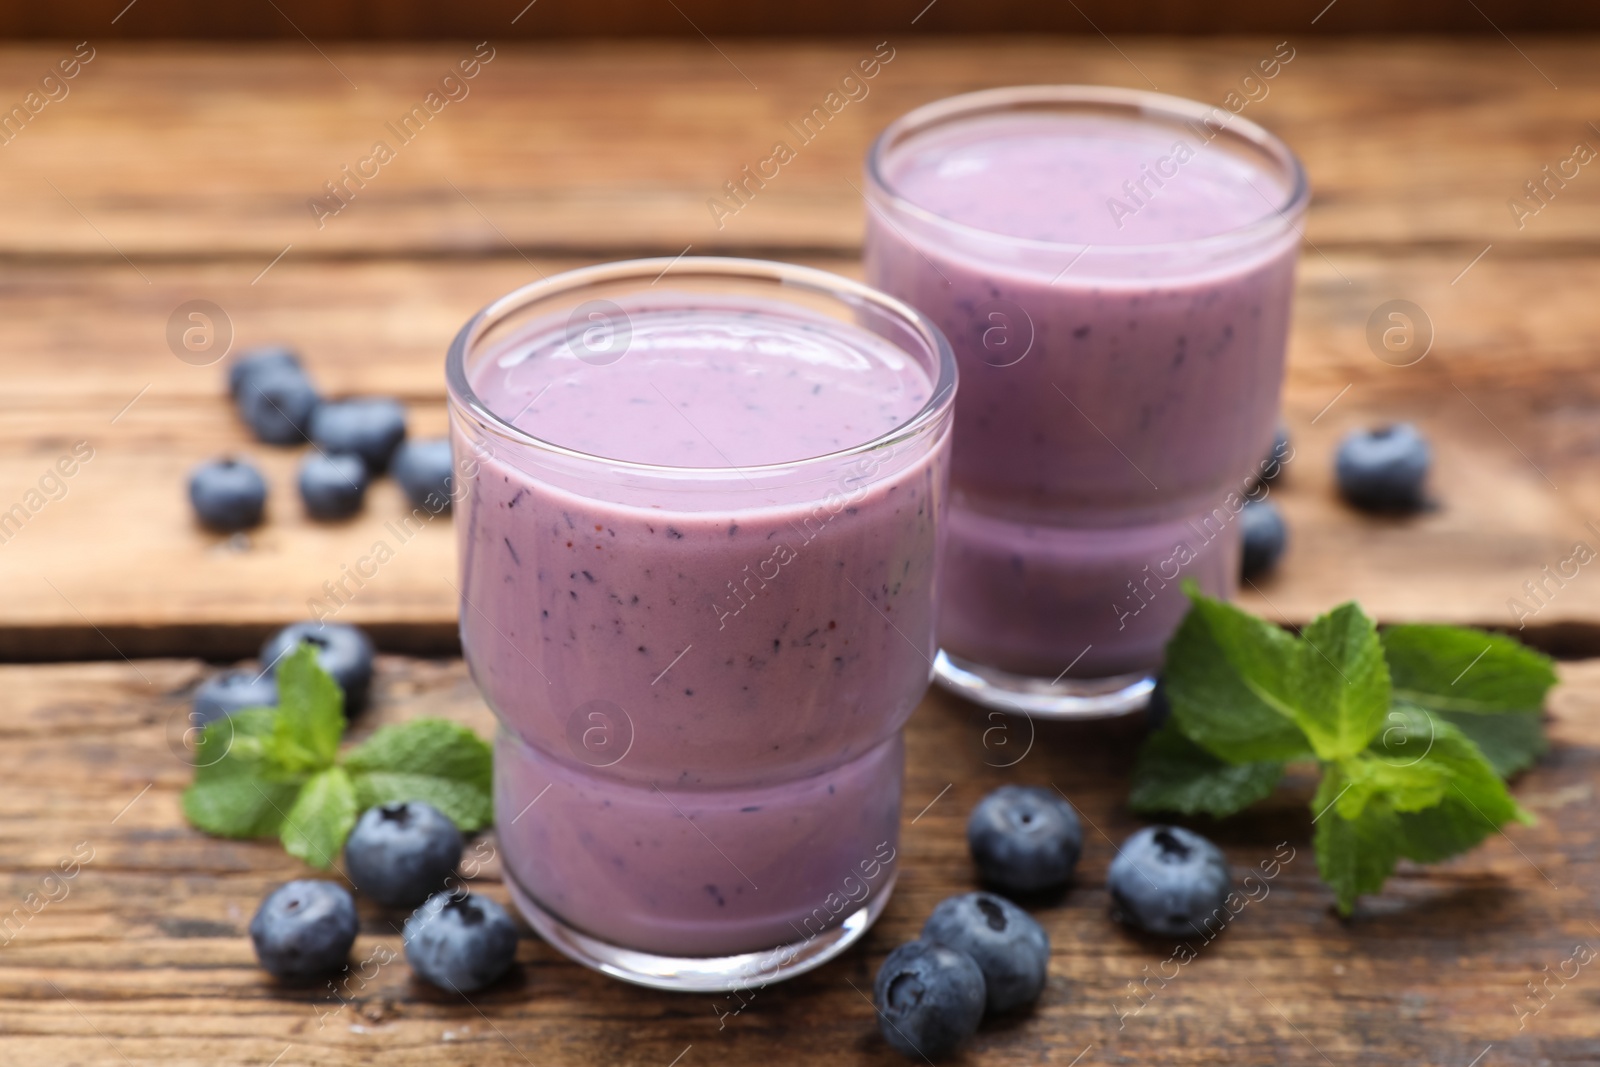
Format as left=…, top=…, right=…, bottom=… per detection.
left=446, top=259, right=955, bottom=990
left=865, top=86, right=1307, bottom=717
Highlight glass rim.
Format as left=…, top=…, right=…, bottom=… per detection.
left=445, top=256, right=958, bottom=477
left=865, top=84, right=1311, bottom=257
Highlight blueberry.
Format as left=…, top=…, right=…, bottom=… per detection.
left=1240, top=499, right=1288, bottom=578
left=261, top=621, right=375, bottom=713
left=249, top=879, right=358, bottom=979
left=1258, top=425, right=1291, bottom=485
left=345, top=802, right=463, bottom=909
left=922, top=892, right=1049, bottom=1014
left=237, top=366, right=320, bottom=445
left=872, top=939, right=986, bottom=1060
left=392, top=439, right=455, bottom=513
left=228, top=344, right=302, bottom=398
left=189, top=457, right=267, bottom=532
left=192, top=668, right=278, bottom=727
left=404, top=890, right=519, bottom=993
left=967, top=785, right=1083, bottom=894
left=1335, top=422, right=1431, bottom=512
left=298, top=453, right=368, bottom=521
left=309, top=398, right=408, bottom=474
left=1107, top=825, right=1231, bottom=938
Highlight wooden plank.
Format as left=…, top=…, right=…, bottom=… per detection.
left=0, top=39, right=1595, bottom=259
left=3, top=248, right=1600, bottom=657
left=7, top=0, right=1600, bottom=38
left=0, top=654, right=1595, bottom=1065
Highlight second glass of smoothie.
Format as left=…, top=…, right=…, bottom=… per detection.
left=865, top=86, right=1307, bottom=716
left=446, top=259, right=954, bottom=991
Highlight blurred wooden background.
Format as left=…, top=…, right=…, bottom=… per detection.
left=0, top=0, right=1597, bottom=38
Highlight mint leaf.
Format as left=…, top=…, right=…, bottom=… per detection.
left=1129, top=725, right=1284, bottom=818
left=270, top=643, right=344, bottom=773
left=1368, top=714, right=1534, bottom=863
left=1382, top=624, right=1556, bottom=713
left=1287, top=603, right=1390, bottom=760
left=1312, top=768, right=1401, bottom=916
left=1166, top=590, right=1313, bottom=762
left=280, top=766, right=358, bottom=869
left=345, top=719, right=494, bottom=831
left=1438, top=709, right=1546, bottom=778
left=182, top=707, right=305, bottom=838
left=1379, top=624, right=1554, bottom=778
left=353, top=772, right=494, bottom=830
left=183, top=775, right=302, bottom=838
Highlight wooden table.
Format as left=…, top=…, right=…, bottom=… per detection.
left=3, top=35, right=1599, bottom=1065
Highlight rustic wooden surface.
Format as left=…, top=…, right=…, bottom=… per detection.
left=5, top=39, right=1600, bottom=657
left=8, top=0, right=1599, bottom=39
left=0, top=654, right=1596, bottom=1066
left=1, top=36, right=1599, bottom=1067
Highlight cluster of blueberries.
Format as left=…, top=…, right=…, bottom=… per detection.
left=195, top=622, right=518, bottom=992
left=252, top=801, right=518, bottom=994
left=193, top=620, right=374, bottom=724
left=872, top=785, right=1228, bottom=1060
left=1239, top=421, right=1433, bottom=581
left=187, top=344, right=457, bottom=532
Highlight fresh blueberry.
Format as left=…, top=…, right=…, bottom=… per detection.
left=298, top=453, right=368, bottom=521
left=228, top=344, right=303, bottom=398
left=237, top=366, right=320, bottom=445
left=1240, top=499, right=1288, bottom=578
left=1107, top=825, right=1231, bottom=938
left=345, top=801, right=463, bottom=909
left=249, top=879, right=358, bottom=979
left=404, top=890, right=519, bottom=993
left=261, top=621, right=376, bottom=713
left=873, top=939, right=986, bottom=1060
left=192, top=668, right=278, bottom=727
left=922, top=892, right=1049, bottom=1014
left=392, top=439, right=455, bottom=513
left=1258, top=424, right=1291, bottom=485
left=189, top=457, right=267, bottom=532
left=1335, top=422, right=1431, bottom=512
left=309, top=398, right=408, bottom=474
left=967, top=785, right=1083, bottom=894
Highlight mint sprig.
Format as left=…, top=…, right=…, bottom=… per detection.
left=181, top=644, right=493, bottom=868
left=1130, top=584, right=1553, bottom=915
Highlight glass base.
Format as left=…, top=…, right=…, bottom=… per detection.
left=933, top=649, right=1153, bottom=719
left=506, top=870, right=897, bottom=993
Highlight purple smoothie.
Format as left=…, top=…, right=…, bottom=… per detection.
left=451, top=285, right=950, bottom=959
left=865, top=91, right=1304, bottom=683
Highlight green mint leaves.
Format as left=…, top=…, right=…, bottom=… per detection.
left=181, top=644, right=493, bottom=868
left=1131, top=584, right=1553, bottom=915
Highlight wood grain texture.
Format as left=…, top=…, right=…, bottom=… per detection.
left=0, top=39, right=1593, bottom=260
left=0, top=654, right=1595, bottom=1065
left=5, top=0, right=1600, bottom=38
left=4, top=246, right=1600, bottom=658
